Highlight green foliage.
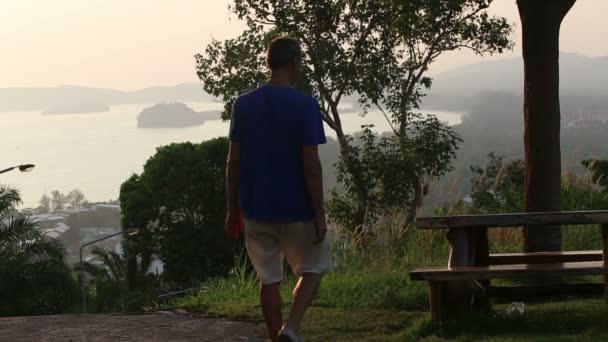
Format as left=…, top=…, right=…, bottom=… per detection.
left=119, top=138, right=238, bottom=285
left=468, top=153, right=525, bottom=213
left=50, top=190, right=67, bottom=212
left=428, top=92, right=608, bottom=211
left=359, top=0, right=513, bottom=135
left=196, top=25, right=279, bottom=120
left=80, top=247, right=150, bottom=285
left=458, top=153, right=608, bottom=215
left=66, top=189, right=86, bottom=210
left=177, top=250, right=257, bottom=312
left=119, top=173, right=156, bottom=276
left=582, top=159, right=608, bottom=191
left=176, top=228, right=608, bottom=340
left=79, top=247, right=157, bottom=313
left=199, top=0, right=389, bottom=122
left=210, top=0, right=512, bottom=129
left=0, top=185, right=78, bottom=316
left=178, top=246, right=429, bottom=315
left=197, top=0, right=509, bottom=246
left=561, top=171, right=608, bottom=212
left=37, top=189, right=88, bottom=213
left=317, top=249, right=429, bottom=310
left=37, top=192, right=51, bottom=214
left=327, top=123, right=461, bottom=241
left=562, top=225, right=602, bottom=251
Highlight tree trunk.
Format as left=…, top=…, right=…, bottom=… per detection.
left=517, top=0, right=576, bottom=252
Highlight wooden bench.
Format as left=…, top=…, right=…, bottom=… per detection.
left=409, top=210, right=608, bottom=323
left=489, top=250, right=602, bottom=265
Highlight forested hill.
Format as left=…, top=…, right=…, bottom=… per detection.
left=421, top=90, right=608, bottom=213
left=423, top=52, right=608, bottom=112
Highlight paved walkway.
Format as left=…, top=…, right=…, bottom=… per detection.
left=0, top=314, right=262, bottom=341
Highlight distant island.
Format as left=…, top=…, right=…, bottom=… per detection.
left=137, top=102, right=219, bottom=128
left=42, top=103, right=110, bottom=115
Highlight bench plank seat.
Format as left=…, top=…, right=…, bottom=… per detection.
left=417, top=210, right=608, bottom=229
left=411, top=261, right=607, bottom=282
left=489, top=250, right=603, bottom=265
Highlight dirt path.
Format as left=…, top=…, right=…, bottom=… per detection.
left=0, top=313, right=263, bottom=342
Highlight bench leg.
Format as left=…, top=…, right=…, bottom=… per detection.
left=471, top=281, right=491, bottom=313
left=603, top=225, right=608, bottom=304
left=604, top=274, right=608, bottom=304
left=446, top=228, right=474, bottom=318
left=472, top=228, right=491, bottom=313
left=429, top=281, right=448, bottom=323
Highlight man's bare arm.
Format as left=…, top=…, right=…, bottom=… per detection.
left=302, top=145, right=324, bottom=216
left=302, top=145, right=326, bottom=243
left=226, top=142, right=241, bottom=213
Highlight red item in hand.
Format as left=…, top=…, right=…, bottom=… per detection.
left=226, top=211, right=244, bottom=240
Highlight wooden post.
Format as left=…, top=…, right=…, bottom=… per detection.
left=429, top=281, right=448, bottom=323
left=602, top=224, right=608, bottom=304
left=518, top=0, right=577, bottom=253
left=446, top=228, right=472, bottom=319
left=472, top=227, right=491, bottom=312
left=475, top=227, right=490, bottom=267
left=448, top=228, right=471, bottom=268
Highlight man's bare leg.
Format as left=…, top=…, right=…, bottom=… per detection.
left=260, top=281, right=283, bottom=341
left=283, top=272, right=322, bottom=333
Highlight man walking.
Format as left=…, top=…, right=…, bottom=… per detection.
left=225, top=37, right=331, bottom=342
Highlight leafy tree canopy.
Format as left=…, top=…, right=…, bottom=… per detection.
left=196, top=0, right=511, bottom=236
left=120, top=138, right=238, bottom=284
left=198, top=0, right=512, bottom=137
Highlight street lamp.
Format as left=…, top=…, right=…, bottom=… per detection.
left=79, top=228, right=139, bottom=313
left=0, top=164, right=36, bottom=175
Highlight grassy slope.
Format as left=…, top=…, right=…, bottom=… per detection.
left=176, top=228, right=607, bottom=341
left=179, top=282, right=608, bottom=341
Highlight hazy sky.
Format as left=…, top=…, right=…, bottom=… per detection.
left=1, top=0, right=606, bottom=90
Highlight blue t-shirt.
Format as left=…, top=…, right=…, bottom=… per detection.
left=229, top=85, right=326, bottom=222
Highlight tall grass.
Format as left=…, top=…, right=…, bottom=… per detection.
left=178, top=249, right=258, bottom=312
left=178, top=166, right=607, bottom=319
left=178, top=243, right=430, bottom=313
left=178, top=214, right=602, bottom=317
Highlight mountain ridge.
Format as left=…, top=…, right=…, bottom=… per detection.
left=3, top=52, right=607, bottom=113
left=0, top=83, right=214, bottom=112
left=424, top=52, right=608, bottom=111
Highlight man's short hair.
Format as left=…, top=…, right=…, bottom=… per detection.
left=266, top=37, right=302, bottom=70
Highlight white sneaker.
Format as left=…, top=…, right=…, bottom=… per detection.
left=277, top=326, right=302, bottom=342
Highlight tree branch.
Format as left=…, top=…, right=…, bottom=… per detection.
left=374, top=102, right=398, bottom=136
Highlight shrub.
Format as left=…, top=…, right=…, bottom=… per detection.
left=0, top=185, right=79, bottom=316
left=120, top=138, right=239, bottom=285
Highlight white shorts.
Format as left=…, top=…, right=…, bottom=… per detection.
left=244, top=219, right=332, bottom=284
